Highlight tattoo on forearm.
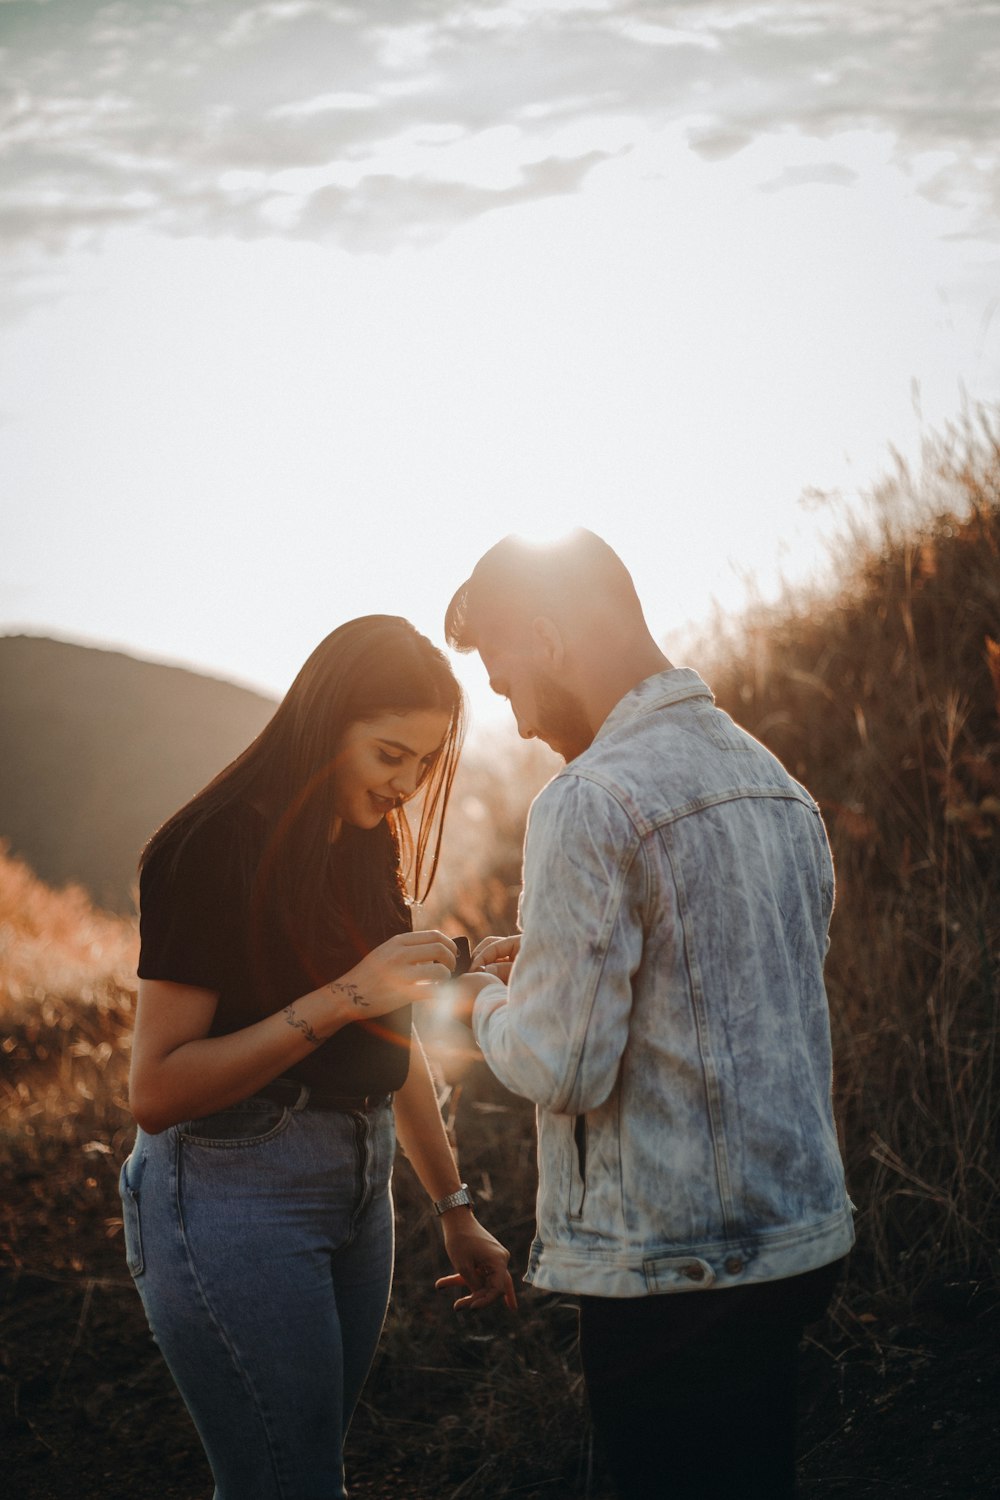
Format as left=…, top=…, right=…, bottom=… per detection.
left=327, top=980, right=370, bottom=1009
left=283, top=1005, right=323, bottom=1047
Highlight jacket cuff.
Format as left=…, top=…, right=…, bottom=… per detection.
left=471, top=978, right=508, bottom=1049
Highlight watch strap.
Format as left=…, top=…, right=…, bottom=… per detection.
left=433, top=1183, right=473, bottom=1216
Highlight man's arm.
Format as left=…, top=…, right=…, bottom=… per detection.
left=472, top=775, right=646, bottom=1115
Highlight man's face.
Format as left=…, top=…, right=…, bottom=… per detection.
left=478, top=639, right=593, bottom=762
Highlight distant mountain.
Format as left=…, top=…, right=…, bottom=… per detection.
left=0, top=636, right=276, bottom=913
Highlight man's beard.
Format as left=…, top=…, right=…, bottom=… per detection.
left=534, top=671, right=593, bottom=761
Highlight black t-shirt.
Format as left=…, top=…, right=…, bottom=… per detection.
left=137, top=802, right=413, bottom=1094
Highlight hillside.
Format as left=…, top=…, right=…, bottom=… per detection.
left=0, top=636, right=275, bottom=912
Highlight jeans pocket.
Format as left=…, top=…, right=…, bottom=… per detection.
left=178, top=1101, right=289, bottom=1147
left=119, top=1156, right=144, bottom=1278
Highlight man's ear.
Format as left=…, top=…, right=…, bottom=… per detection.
left=530, top=615, right=565, bottom=667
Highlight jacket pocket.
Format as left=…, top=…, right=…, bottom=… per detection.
left=570, top=1115, right=587, bottom=1220
left=118, top=1155, right=144, bottom=1278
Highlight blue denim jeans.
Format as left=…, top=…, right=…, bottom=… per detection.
left=120, top=1095, right=396, bottom=1500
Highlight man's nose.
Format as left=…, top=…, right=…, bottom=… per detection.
left=516, top=719, right=535, bottom=741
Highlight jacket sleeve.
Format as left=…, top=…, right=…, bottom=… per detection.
left=472, top=772, right=646, bottom=1115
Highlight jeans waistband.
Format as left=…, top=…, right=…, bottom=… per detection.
left=256, top=1076, right=392, bottom=1114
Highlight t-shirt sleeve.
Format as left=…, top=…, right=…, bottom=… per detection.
left=137, top=820, right=243, bottom=991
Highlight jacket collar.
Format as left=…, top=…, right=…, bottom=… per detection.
left=594, top=668, right=714, bottom=745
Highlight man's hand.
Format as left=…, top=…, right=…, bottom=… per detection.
left=471, top=933, right=522, bottom=985
left=449, top=970, right=506, bottom=1028
left=434, top=1212, right=518, bottom=1311
left=448, top=949, right=514, bottom=1028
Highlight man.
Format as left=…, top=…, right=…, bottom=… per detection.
left=444, top=530, right=854, bottom=1500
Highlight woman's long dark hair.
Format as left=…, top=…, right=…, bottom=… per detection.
left=140, top=616, right=464, bottom=998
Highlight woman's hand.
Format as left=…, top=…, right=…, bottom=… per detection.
left=470, top=933, right=522, bottom=986
left=130, top=933, right=460, bottom=1135
left=329, top=930, right=458, bottom=1020
left=394, top=1032, right=516, bottom=1311
left=434, top=1212, right=518, bottom=1312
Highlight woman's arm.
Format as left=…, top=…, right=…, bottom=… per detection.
left=130, top=977, right=351, bottom=1134
left=129, top=931, right=457, bottom=1134
left=394, top=1030, right=517, bottom=1312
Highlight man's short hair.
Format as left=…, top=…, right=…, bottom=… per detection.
left=444, top=528, right=642, bottom=653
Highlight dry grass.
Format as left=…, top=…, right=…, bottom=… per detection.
left=700, top=408, right=1000, bottom=1302
left=0, top=847, right=136, bottom=1172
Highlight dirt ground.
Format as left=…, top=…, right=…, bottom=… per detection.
left=2, top=1155, right=997, bottom=1499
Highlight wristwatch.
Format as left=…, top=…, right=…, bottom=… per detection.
left=433, top=1183, right=474, bottom=1216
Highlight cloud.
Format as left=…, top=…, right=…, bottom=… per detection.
left=758, top=162, right=859, bottom=193
left=0, top=0, right=996, bottom=262
left=687, top=128, right=754, bottom=162
left=292, top=148, right=614, bottom=248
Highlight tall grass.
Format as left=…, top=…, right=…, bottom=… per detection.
left=700, top=410, right=1000, bottom=1301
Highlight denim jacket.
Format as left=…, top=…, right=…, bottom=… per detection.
left=473, top=668, right=854, bottom=1297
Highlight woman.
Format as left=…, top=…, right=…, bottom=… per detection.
left=121, top=615, right=515, bottom=1500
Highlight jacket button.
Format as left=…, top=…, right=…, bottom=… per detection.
left=725, top=1256, right=744, bottom=1275
left=682, top=1263, right=705, bottom=1281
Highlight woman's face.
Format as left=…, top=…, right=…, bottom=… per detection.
left=330, top=708, right=452, bottom=836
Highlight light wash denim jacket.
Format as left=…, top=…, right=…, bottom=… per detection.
left=473, top=668, right=855, bottom=1297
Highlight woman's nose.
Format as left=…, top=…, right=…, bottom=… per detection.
left=389, top=766, right=420, bottom=797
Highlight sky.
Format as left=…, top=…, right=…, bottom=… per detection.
left=2, top=0, right=998, bottom=731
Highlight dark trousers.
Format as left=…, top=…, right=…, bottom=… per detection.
left=578, top=1260, right=843, bottom=1500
